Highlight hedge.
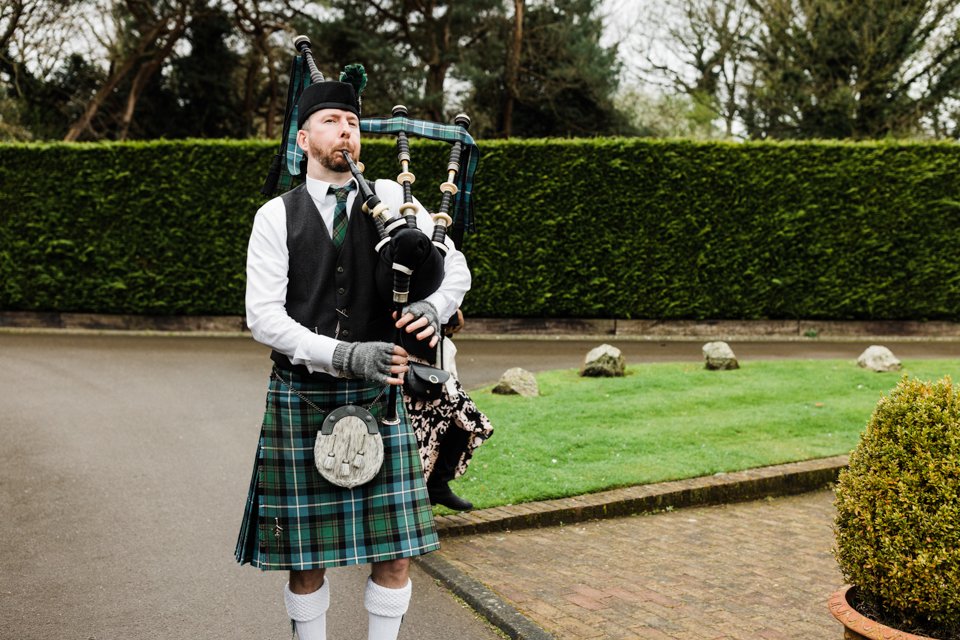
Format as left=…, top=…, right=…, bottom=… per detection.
left=1, top=137, right=959, bottom=320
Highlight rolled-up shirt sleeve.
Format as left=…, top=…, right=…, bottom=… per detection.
left=245, top=199, right=340, bottom=375
left=421, top=232, right=470, bottom=324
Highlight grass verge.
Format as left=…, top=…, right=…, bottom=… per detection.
left=445, top=358, right=960, bottom=511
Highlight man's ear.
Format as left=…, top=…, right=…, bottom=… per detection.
left=296, top=129, right=308, bottom=154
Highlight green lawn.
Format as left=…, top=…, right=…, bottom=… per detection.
left=446, top=358, right=960, bottom=511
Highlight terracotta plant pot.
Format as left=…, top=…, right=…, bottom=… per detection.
left=828, top=586, right=937, bottom=640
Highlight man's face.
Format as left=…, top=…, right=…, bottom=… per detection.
left=297, top=108, right=361, bottom=173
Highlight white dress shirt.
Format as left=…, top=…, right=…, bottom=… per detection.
left=245, top=175, right=471, bottom=376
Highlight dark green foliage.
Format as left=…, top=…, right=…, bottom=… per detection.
left=14, top=54, right=109, bottom=141
left=298, top=0, right=503, bottom=122
left=0, top=140, right=265, bottom=314
left=744, top=0, right=960, bottom=140
left=462, top=138, right=960, bottom=320
left=160, top=6, right=246, bottom=139
left=2, top=137, right=960, bottom=319
left=834, top=377, right=960, bottom=636
left=120, top=5, right=246, bottom=140
left=459, top=0, right=633, bottom=138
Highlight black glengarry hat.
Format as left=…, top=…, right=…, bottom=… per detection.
left=261, top=59, right=368, bottom=195
left=296, top=81, right=359, bottom=128
left=296, top=64, right=368, bottom=129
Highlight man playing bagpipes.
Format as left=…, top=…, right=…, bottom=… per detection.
left=235, top=36, right=475, bottom=640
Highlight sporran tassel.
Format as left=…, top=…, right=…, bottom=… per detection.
left=323, top=452, right=336, bottom=471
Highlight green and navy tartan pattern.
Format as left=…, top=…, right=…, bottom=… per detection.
left=235, top=371, right=440, bottom=570
left=269, top=55, right=311, bottom=195
left=329, top=183, right=354, bottom=248
left=360, top=115, right=478, bottom=232
left=284, top=56, right=311, bottom=178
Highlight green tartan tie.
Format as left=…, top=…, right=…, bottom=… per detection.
left=329, top=182, right=355, bottom=248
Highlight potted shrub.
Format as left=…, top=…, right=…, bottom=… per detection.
left=830, top=376, right=960, bottom=639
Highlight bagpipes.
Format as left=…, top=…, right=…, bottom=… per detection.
left=263, top=35, right=479, bottom=424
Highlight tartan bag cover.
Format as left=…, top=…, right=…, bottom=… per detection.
left=235, top=371, right=440, bottom=570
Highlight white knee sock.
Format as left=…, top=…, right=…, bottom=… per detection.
left=364, top=577, right=411, bottom=640
left=284, top=578, right=330, bottom=640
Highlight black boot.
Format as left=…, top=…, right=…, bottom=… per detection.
left=427, top=428, right=473, bottom=510
left=427, top=479, right=474, bottom=511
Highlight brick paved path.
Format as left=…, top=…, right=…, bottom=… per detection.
left=436, top=489, right=842, bottom=640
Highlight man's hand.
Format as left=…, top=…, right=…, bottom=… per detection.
left=394, top=300, right=440, bottom=348
left=332, top=341, right=409, bottom=385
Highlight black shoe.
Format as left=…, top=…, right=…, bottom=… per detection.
left=428, top=483, right=474, bottom=511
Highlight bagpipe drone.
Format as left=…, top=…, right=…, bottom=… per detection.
left=262, top=35, right=479, bottom=424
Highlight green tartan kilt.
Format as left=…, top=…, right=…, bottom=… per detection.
left=235, top=369, right=440, bottom=570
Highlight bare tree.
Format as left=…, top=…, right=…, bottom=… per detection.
left=0, top=0, right=100, bottom=139
left=636, top=0, right=960, bottom=139
left=0, top=0, right=25, bottom=67
left=632, top=0, right=753, bottom=138
left=232, top=0, right=307, bottom=138
left=1, top=0, right=90, bottom=93
left=64, top=0, right=194, bottom=141
left=745, top=0, right=960, bottom=138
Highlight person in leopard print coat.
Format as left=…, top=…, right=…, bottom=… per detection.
left=404, top=310, right=493, bottom=511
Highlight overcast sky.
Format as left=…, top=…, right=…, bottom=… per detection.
left=600, top=0, right=685, bottom=91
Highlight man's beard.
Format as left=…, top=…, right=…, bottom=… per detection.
left=310, top=139, right=357, bottom=173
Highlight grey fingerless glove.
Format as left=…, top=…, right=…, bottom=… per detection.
left=332, top=341, right=395, bottom=384
left=401, top=300, right=440, bottom=337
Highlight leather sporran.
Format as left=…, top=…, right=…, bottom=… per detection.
left=405, top=362, right=450, bottom=400
left=314, top=405, right=384, bottom=488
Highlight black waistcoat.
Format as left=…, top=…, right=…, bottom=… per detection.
left=270, top=183, right=392, bottom=380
